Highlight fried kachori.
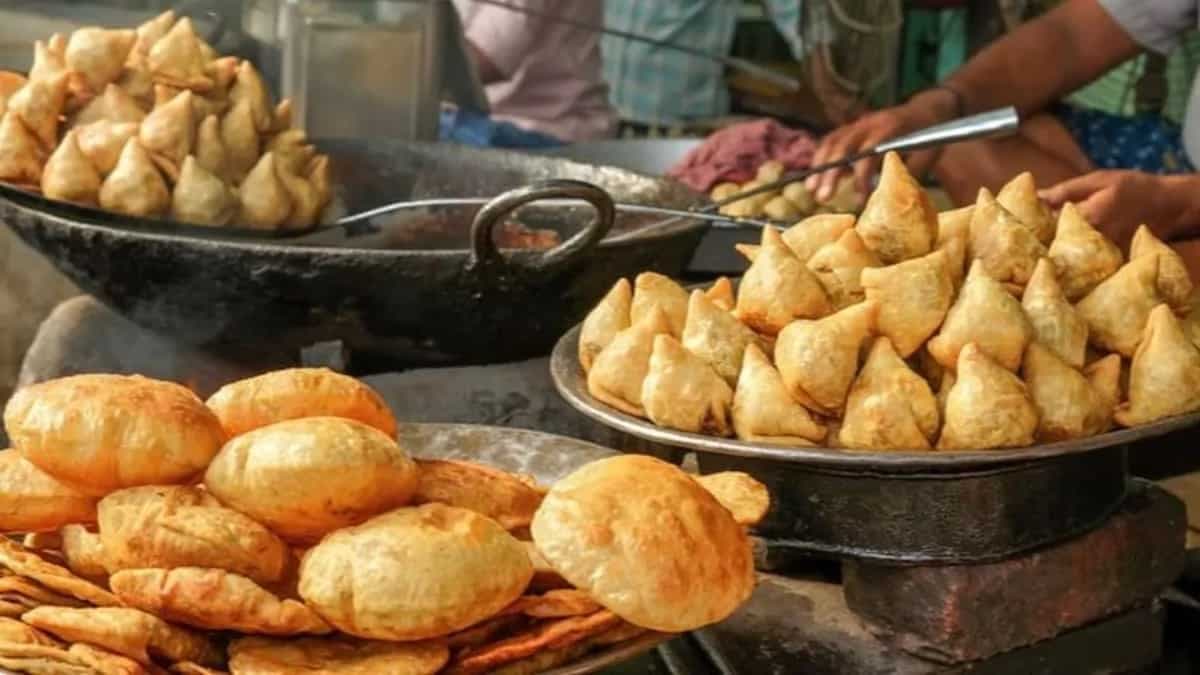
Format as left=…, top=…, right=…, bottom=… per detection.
left=228, top=636, right=447, bottom=675
left=204, top=417, right=418, bottom=543
left=0, top=452, right=97, bottom=533
left=3, top=374, right=226, bottom=494
left=413, top=459, right=543, bottom=531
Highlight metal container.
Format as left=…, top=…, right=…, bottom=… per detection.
left=549, top=325, right=1200, bottom=564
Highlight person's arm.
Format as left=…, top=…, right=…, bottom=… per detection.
left=806, top=0, right=1141, bottom=200
left=459, top=0, right=546, bottom=86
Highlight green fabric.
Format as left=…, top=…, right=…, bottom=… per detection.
left=898, top=8, right=967, bottom=100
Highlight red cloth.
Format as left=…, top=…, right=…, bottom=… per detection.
left=668, top=119, right=818, bottom=193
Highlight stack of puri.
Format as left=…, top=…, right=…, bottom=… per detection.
left=0, top=367, right=766, bottom=673
left=580, top=152, right=1200, bottom=451
left=0, top=11, right=331, bottom=230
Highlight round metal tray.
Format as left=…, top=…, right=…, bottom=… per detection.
left=550, top=325, right=1199, bottom=564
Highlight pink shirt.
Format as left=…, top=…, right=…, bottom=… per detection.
left=455, top=0, right=617, bottom=142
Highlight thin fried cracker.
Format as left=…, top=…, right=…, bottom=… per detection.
left=0, top=575, right=87, bottom=608
left=445, top=610, right=623, bottom=675
left=0, top=537, right=119, bottom=606
left=22, top=606, right=222, bottom=667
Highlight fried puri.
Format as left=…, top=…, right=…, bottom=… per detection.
left=3, top=374, right=226, bottom=494
left=298, top=504, right=532, bottom=641
left=0, top=451, right=96, bottom=532
left=413, top=459, right=543, bottom=531
left=228, top=636, right=448, bottom=675
left=205, top=417, right=418, bottom=543
left=205, top=368, right=397, bottom=438
left=531, top=455, right=755, bottom=633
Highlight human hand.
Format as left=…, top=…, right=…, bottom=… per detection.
left=1039, top=170, right=1200, bottom=251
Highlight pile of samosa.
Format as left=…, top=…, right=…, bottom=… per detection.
left=0, top=11, right=331, bottom=230
left=580, top=152, right=1200, bottom=451
left=0, top=367, right=765, bottom=674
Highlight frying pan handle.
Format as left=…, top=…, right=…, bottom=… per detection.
left=468, top=179, right=615, bottom=276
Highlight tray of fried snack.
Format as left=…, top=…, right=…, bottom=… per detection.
left=0, top=367, right=768, bottom=674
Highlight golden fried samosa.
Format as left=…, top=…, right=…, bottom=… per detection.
left=1022, top=342, right=1111, bottom=442
left=71, top=83, right=145, bottom=127
left=147, top=18, right=213, bottom=91
left=682, top=290, right=761, bottom=385
left=65, top=28, right=136, bottom=93
left=154, top=83, right=225, bottom=124
left=937, top=205, right=974, bottom=244
left=775, top=300, right=877, bottom=414
left=221, top=99, right=260, bottom=183
left=1046, top=202, right=1123, bottom=300
left=29, top=40, right=83, bottom=97
left=937, top=227, right=969, bottom=289
left=1085, top=354, right=1122, bottom=432
left=40, top=129, right=101, bottom=206
left=1114, top=304, right=1200, bottom=426
left=0, top=112, right=44, bottom=185
left=99, top=138, right=169, bottom=217
left=731, top=213, right=856, bottom=263
left=1130, top=224, right=1193, bottom=311
left=928, top=260, right=1033, bottom=371
left=861, top=248, right=954, bottom=357
left=230, top=61, right=273, bottom=133
left=7, top=74, right=69, bottom=149
left=1022, top=258, right=1088, bottom=368
left=996, top=171, right=1055, bottom=244
left=642, top=335, right=733, bottom=436
left=266, top=129, right=316, bottom=175
left=307, top=155, right=331, bottom=207
left=276, top=160, right=323, bottom=229
left=630, top=271, right=689, bottom=337
left=1076, top=254, right=1162, bottom=356
left=587, top=308, right=672, bottom=417
left=705, top=276, right=735, bottom=311
left=140, top=88, right=194, bottom=167
left=839, top=337, right=939, bottom=450
left=968, top=188, right=1047, bottom=289
left=129, top=10, right=176, bottom=66
left=274, top=98, right=294, bottom=132
left=193, top=114, right=228, bottom=183
left=938, top=343, right=1039, bottom=450
left=735, top=226, right=831, bottom=335
left=74, top=119, right=137, bottom=175
left=0, top=72, right=26, bottom=100
left=237, top=153, right=291, bottom=229
left=732, top=343, right=825, bottom=445
left=806, top=229, right=881, bottom=309
left=936, top=371, right=955, bottom=419
left=171, top=156, right=235, bottom=226
left=579, top=278, right=632, bottom=372
left=205, top=56, right=240, bottom=92
left=854, top=152, right=938, bottom=264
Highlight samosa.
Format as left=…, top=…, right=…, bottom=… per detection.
left=1076, top=254, right=1162, bottom=356
left=276, top=159, right=323, bottom=229
left=861, top=248, right=954, bottom=357
left=704, top=276, right=735, bottom=311
left=775, top=300, right=877, bottom=414
left=938, top=343, right=1039, bottom=450
left=1046, top=202, right=1123, bottom=300
left=1022, top=342, right=1112, bottom=442
left=735, top=213, right=856, bottom=263
left=806, top=229, right=881, bottom=309
left=630, top=271, right=689, bottom=337
left=927, top=260, right=1033, bottom=371
left=641, top=335, right=733, bottom=436
left=230, top=61, right=274, bottom=133
left=587, top=308, right=671, bottom=417
left=98, top=138, right=169, bottom=217
left=237, top=153, right=292, bottom=229
left=0, top=112, right=44, bottom=185
left=65, top=28, right=136, bottom=93
left=7, top=74, right=70, bottom=149
left=854, top=152, right=938, bottom=264
left=1085, top=354, right=1122, bottom=433
left=221, top=100, right=260, bottom=182
left=41, top=129, right=101, bottom=206
left=266, top=129, right=316, bottom=175
left=140, top=88, right=195, bottom=167
left=1114, top=304, right=1200, bottom=426
left=128, top=11, right=177, bottom=66
left=171, top=156, right=236, bottom=226
left=1129, top=224, right=1193, bottom=311
left=995, top=171, right=1055, bottom=244
left=1022, top=258, right=1088, bottom=368
left=682, top=290, right=762, bottom=385
left=579, top=278, right=632, bottom=372
left=147, top=18, right=214, bottom=91
left=71, top=83, right=146, bottom=127
left=75, top=120, right=138, bottom=175
left=732, top=343, right=826, bottom=445
left=194, top=114, right=228, bottom=183
left=839, top=337, right=939, bottom=450
left=969, top=188, right=1046, bottom=289
left=735, top=226, right=831, bottom=335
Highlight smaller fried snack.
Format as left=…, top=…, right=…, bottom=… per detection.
left=40, top=128, right=102, bottom=206
left=266, top=130, right=315, bottom=175
left=22, top=606, right=222, bottom=667
left=75, top=120, right=139, bottom=175
left=501, top=590, right=602, bottom=619
left=629, top=272, right=689, bottom=337
left=995, top=171, right=1055, bottom=244
left=704, top=276, right=735, bottom=311
left=229, top=636, right=448, bottom=675
left=172, top=155, right=236, bottom=226
left=67, top=643, right=149, bottom=675
left=1115, top=304, right=1200, bottom=427
left=968, top=188, right=1047, bottom=289
left=854, top=152, right=938, bottom=264
left=938, top=343, right=1039, bottom=450
left=775, top=299, right=877, bottom=414
left=72, top=83, right=147, bottom=127
left=0, top=616, right=58, bottom=646
left=523, top=542, right=569, bottom=592
left=129, top=11, right=176, bottom=66
left=7, top=74, right=69, bottom=149
left=64, top=28, right=136, bottom=93
left=682, top=290, right=762, bottom=385
left=60, top=524, right=110, bottom=579
left=1022, top=258, right=1088, bottom=368
left=99, top=138, right=171, bottom=217
left=413, top=459, right=542, bottom=531
left=1076, top=254, right=1163, bottom=357
left=0, top=642, right=95, bottom=675
left=220, top=100, right=259, bottom=182
left=578, top=278, right=631, bottom=372
left=586, top=308, right=672, bottom=417
left=0, top=537, right=119, bottom=606
left=0, top=452, right=96, bottom=533
left=99, top=486, right=290, bottom=585
left=695, top=471, right=770, bottom=526
left=928, top=260, right=1033, bottom=372
left=229, top=62, right=273, bottom=133
left=1022, top=342, right=1112, bottom=442
left=861, top=249, right=954, bottom=357
left=445, top=611, right=623, bottom=675
left=206, top=367, right=397, bottom=438
left=237, top=153, right=292, bottom=229
left=781, top=213, right=857, bottom=261
left=110, top=567, right=332, bottom=636
left=146, top=18, right=212, bottom=92
left=806, top=229, right=882, bottom=309
left=839, top=337, right=939, bottom=451
left=0, top=574, right=88, bottom=609
left=1047, top=203, right=1123, bottom=300
left=299, top=504, right=532, bottom=641
left=642, top=335, right=734, bottom=436
left=734, top=226, right=831, bottom=335
left=0, top=112, right=44, bottom=185
left=1130, top=224, right=1194, bottom=311
left=732, top=343, right=825, bottom=445
left=1085, top=354, right=1122, bottom=432
left=193, top=114, right=228, bottom=183
left=140, top=88, right=194, bottom=167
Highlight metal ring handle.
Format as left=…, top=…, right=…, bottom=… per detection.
left=468, top=179, right=615, bottom=276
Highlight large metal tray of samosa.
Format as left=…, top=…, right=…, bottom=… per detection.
left=550, top=324, right=1200, bottom=565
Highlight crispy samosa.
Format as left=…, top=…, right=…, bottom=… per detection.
left=928, top=260, right=1033, bottom=371
left=854, top=152, right=938, bottom=264
left=996, top=171, right=1055, bottom=244
left=1022, top=342, right=1111, bottom=442
left=140, top=88, right=194, bottom=167
left=579, top=278, right=632, bottom=372
left=839, top=337, right=939, bottom=450
left=154, top=83, right=226, bottom=125
left=1076, top=254, right=1162, bottom=356
left=1085, top=354, right=1122, bottom=433
left=937, top=205, right=974, bottom=244
left=65, top=28, right=136, bottom=93
left=1130, top=224, right=1193, bottom=311
left=115, top=66, right=156, bottom=109
left=29, top=40, right=85, bottom=98
left=171, top=156, right=235, bottom=226
left=7, top=74, right=69, bottom=149
left=41, top=129, right=101, bottom=206
left=275, top=159, right=323, bottom=229
left=806, top=229, right=881, bottom=309
left=732, top=214, right=856, bottom=263
left=147, top=18, right=213, bottom=91
left=775, top=300, right=877, bottom=414
left=129, top=10, right=177, bottom=66
left=936, top=225, right=969, bottom=289
left=205, top=56, right=240, bottom=92
left=682, top=290, right=761, bottom=385
left=0, top=112, right=44, bottom=185
left=587, top=308, right=672, bottom=417
left=968, top=187, right=1047, bottom=288
left=1114, top=304, right=1200, bottom=426
left=704, top=276, right=735, bottom=311
left=0, top=72, right=26, bottom=100
left=938, top=343, right=1039, bottom=450
left=221, top=99, right=260, bottom=183
left=641, top=335, right=734, bottom=436
left=307, top=155, right=331, bottom=207
left=194, top=114, right=228, bottom=183
left=71, top=83, right=146, bottom=127
left=630, top=271, right=689, bottom=337
left=266, top=129, right=316, bottom=175
left=1046, top=202, right=1123, bottom=300
left=735, top=226, right=831, bottom=335
left=75, top=119, right=138, bottom=175
left=732, top=343, right=826, bottom=445
left=274, top=98, right=294, bottom=133
left=98, top=138, right=169, bottom=217
left=1022, top=258, right=1088, bottom=368
left=230, top=61, right=273, bottom=133
left=861, top=248, right=954, bottom=357
left=237, top=152, right=292, bottom=229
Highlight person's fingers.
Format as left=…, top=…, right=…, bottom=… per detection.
left=906, top=148, right=941, bottom=183
left=1038, top=171, right=1112, bottom=208
left=804, top=127, right=851, bottom=192
left=850, top=154, right=882, bottom=197
left=813, top=126, right=873, bottom=201
left=1073, top=187, right=1121, bottom=240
